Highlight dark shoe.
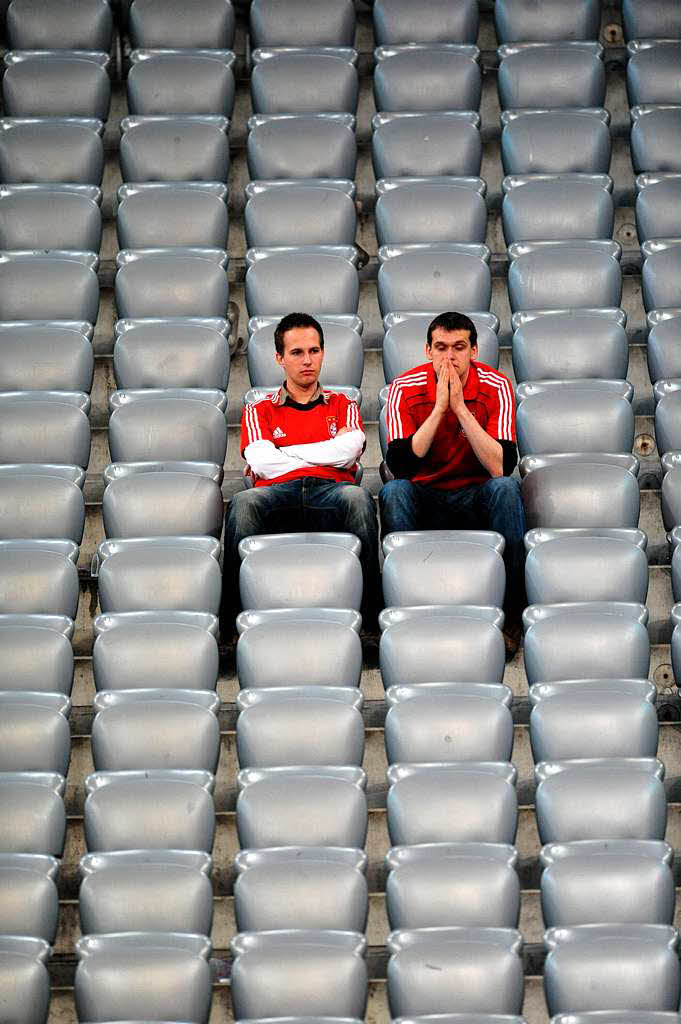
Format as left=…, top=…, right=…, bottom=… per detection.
left=503, top=620, right=523, bottom=662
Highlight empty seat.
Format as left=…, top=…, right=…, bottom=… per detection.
left=374, top=46, right=481, bottom=113
left=251, top=52, right=358, bottom=116
left=523, top=602, right=650, bottom=683
left=234, top=847, right=368, bottom=932
left=643, top=242, right=681, bottom=312
left=93, top=611, right=219, bottom=692
left=671, top=602, right=681, bottom=682
left=119, top=116, right=230, bottom=182
left=622, top=0, right=681, bottom=41
left=524, top=529, right=649, bottom=604
left=373, top=113, right=481, bottom=178
left=382, top=312, right=499, bottom=381
left=655, top=381, right=681, bottom=456
left=544, top=925, right=680, bottom=1014
left=102, top=462, right=224, bottom=539
left=0, top=119, right=104, bottom=184
left=114, top=319, right=229, bottom=390
left=671, top=531, right=681, bottom=602
left=245, top=246, right=359, bottom=316
left=495, top=0, right=600, bottom=42
left=502, top=175, right=613, bottom=244
left=375, top=179, right=487, bottom=246
left=535, top=758, right=666, bottom=843
left=377, top=244, right=491, bottom=316
left=108, top=389, right=227, bottom=464
left=79, top=849, right=213, bottom=936
left=237, top=766, right=367, bottom=849
left=115, top=250, right=228, bottom=319
left=516, top=380, right=634, bottom=457
left=236, top=686, right=364, bottom=767
left=373, top=0, right=479, bottom=45
left=0, top=613, right=74, bottom=694
left=388, top=927, right=524, bottom=1017
left=231, top=930, right=367, bottom=1020
left=512, top=310, right=628, bottom=382
left=541, top=840, right=675, bottom=927
left=247, top=315, right=363, bottom=387
left=0, top=772, right=65, bottom=854
left=388, top=763, right=517, bottom=845
left=631, top=108, right=681, bottom=175
left=248, top=114, right=357, bottom=180
left=129, top=0, right=235, bottom=48
left=3, top=52, right=111, bottom=119
left=84, top=769, right=215, bottom=851
left=637, top=176, right=681, bottom=244
left=117, top=183, right=228, bottom=250
left=236, top=608, right=363, bottom=690
left=0, top=464, right=85, bottom=542
left=382, top=530, right=505, bottom=608
left=508, top=241, right=622, bottom=312
left=0, top=323, right=94, bottom=393
left=662, top=452, right=681, bottom=531
left=128, top=52, right=235, bottom=117
left=521, top=454, right=641, bottom=529
left=0, top=251, right=99, bottom=322
left=75, top=932, right=213, bottom=1024
left=244, top=181, right=356, bottom=247
left=239, top=533, right=362, bottom=611
left=501, top=110, right=611, bottom=175
left=386, top=843, right=519, bottom=929
left=0, top=391, right=91, bottom=466
left=0, top=186, right=102, bottom=251
left=7, top=0, right=113, bottom=50
left=497, top=44, right=605, bottom=110
left=628, top=43, right=681, bottom=107
left=0, top=540, right=79, bottom=617
left=0, top=853, right=59, bottom=941
left=0, top=692, right=70, bottom=774
left=0, top=936, right=50, bottom=1024
left=249, top=0, right=355, bottom=47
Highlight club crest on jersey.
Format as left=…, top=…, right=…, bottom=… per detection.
left=272, top=426, right=286, bottom=439
left=327, top=417, right=338, bottom=438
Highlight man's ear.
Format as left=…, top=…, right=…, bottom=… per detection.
left=425, top=343, right=433, bottom=361
left=471, top=344, right=478, bottom=360
left=275, top=350, right=284, bottom=367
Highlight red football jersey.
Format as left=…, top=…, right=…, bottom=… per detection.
left=386, top=360, right=517, bottom=490
left=241, top=386, right=364, bottom=487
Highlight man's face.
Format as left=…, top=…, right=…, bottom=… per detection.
left=276, top=325, right=324, bottom=388
left=426, top=327, right=477, bottom=381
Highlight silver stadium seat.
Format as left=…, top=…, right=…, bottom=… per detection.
left=636, top=176, right=681, bottom=244
left=0, top=185, right=102, bottom=251
left=7, top=0, right=113, bottom=49
left=251, top=51, right=358, bottom=116
left=102, top=462, right=224, bottom=539
left=245, top=245, right=359, bottom=316
left=501, top=109, right=611, bottom=175
left=382, top=312, right=499, bottom=381
left=249, top=0, right=355, bottom=47
left=521, top=454, right=641, bottom=529
left=233, top=847, right=368, bottom=932
left=2, top=51, right=111, bottom=119
left=511, top=310, right=628, bottom=382
left=119, top=116, right=230, bottom=182
left=374, top=45, right=481, bottom=113
left=116, top=182, right=228, bottom=249
left=0, top=118, right=104, bottom=184
left=524, top=528, right=649, bottom=605
left=495, top=0, right=600, bottom=42
left=0, top=251, right=100, bottom=322
left=113, top=318, right=230, bottom=390
left=671, top=603, right=681, bottom=684
left=654, top=380, right=681, bottom=456
left=552, top=1015, right=681, bottom=1024
left=377, top=243, right=491, bottom=316
left=631, top=107, right=681, bottom=175
left=248, top=114, right=357, bottom=181
left=0, top=322, right=95, bottom=393
left=0, top=853, right=59, bottom=941
left=622, top=0, right=681, bottom=41
left=129, top=0, right=234, bottom=47
left=92, top=611, right=219, bottom=692
left=107, top=389, right=227, bottom=465
left=627, top=42, right=681, bottom=107
left=508, top=241, right=622, bottom=313
left=0, top=540, right=79, bottom=617
left=375, top=179, right=487, bottom=246
left=0, top=936, right=50, bottom=1024
left=0, top=691, right=70, bottom=774
left=247, top=315, right=364, bottom=387
left=497, top=43, right=605, bottom=110
left=671, top=529, right=681, bottom=603
left=0, top=772, right=66, bottom=855
left=662, top=453, right=681, bottom=531
left=516, top=380, right=634, bottom=457
left=0, top=613, right=74, bottom=694
left=502, top=175, right=613, bottom=244
left=373, top=0, right=479, bottom=45
left=244, top=181, right=357, bottom=248
left=115, top=249, right=229, bottom=319
left=0, top=464, right=85, bottom=542
left=372, top=112, right=481, bottom=178
left=127, top=50, right=235, bottom=118
left=642, top=241, right=681, bottom=311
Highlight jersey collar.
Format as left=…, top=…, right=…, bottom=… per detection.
left=273, top=382, right=329, bottom=406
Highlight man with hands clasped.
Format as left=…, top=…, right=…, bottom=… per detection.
left=379, top=311, right=526, bottom=656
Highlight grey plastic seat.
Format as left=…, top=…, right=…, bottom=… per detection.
left=234, top=848, right=368, bottom=933
left=95, top=537, right=222, bottom=615
left=84, top=770, right=215, bottom=851
left=377, top=244, right=491, bottom=316
left=0, top=853, right=59, bottom=941
left=552, top=1016, right=681, bottom=1024
left=120, top=117, right=230, bottom=183
left=0, top=323, right=94, bottom=392
left=372, top=113, right=481, bottom=178
left=3, top=53, right=111, bottom=119
left=385, top=684, right=513, bottom=764
left=498, top=44, right=605, bottom=110
left=237, top=687, right=364, bottom=767
left=535, top=758, right=666, bottom=844
left=0, top=119, right=104, bottom=184
left=523, top=603, right=650, bottom=683
left=388, top=927, right=524, bottom=1017
left=128, top=52, right=235, bottom=118
left=382, top=312, right=499, bottom=381
left=0, top=936, right=50, bottom=1024
left=0, top=540, right=79, bottom=617
left=116, top=183, right=228, bottom=250
left=521, top=454, right=641, bottom=529
left=512, top=310, right=628, bottom=382
left=248, top=115, right=357, bottom=180
left=0, top=772, right=66, bottom=854
left=247, top=316, right=363, bottom=387
left=374, top=46, right=481, bottom=113
left=0, top=187, right=102, bottom=251
left=501, top=110, right=611, bottom=175
left=231, top=930, right=366, bottom=1021
left=375, top=180, right=487, bottom=246
left=540, top=840, right=675, bottom=927
left=237, top=766, right=367, bottom=849
left=79, top=849, right=213, bottom=936
left=502, top=176, right=613, bottom=244
left=244, top=182, right=356, bottom=247
left=524, top=529, right=649, bottom=605
left=388, top=764, right=517, bottom=846
left=129, top=0, right=235, bottom=47
left=251, top=53, right=358, bottom=116
left=93, top=611, right=219, bottom=692
left=108, top=389, right=227, bottom=465
left=631, top=108, right=681, bottom=175
left=0, top=392, right=90, bottom=467
left=671, top=533, right=681, bottom=603
left=75, top=933, right=213, bottom=1024
left=113, top=319, right=229, bottom=390
left=0, top=464, right=85, bottom=542
left=0, top=614, right=74, bottom=694
left=386, top=843, right=519, bottom=929
left=115, top=250, right=228, bottom=319
left=7, top=0, right=113, bottom=49
left=637, top=176, right=681, bottom=244
left=628, top=43, right=681, bottom=107
left=516, top=382, right=634, bottom=457
left=382, top=531, right=505, bottom=608
left=249, top=0, right=355, bottom=47
left=622, top=0, right=681, bottom=41
left=495, top=0, right=600, bottom=42
left=245, top=247, right=359, bottom=316
left=0, top=251, right=99, bottom=322
left=0, top=692, right=70, bottom=774
left=102, top=462, right=223, bottom=539
left=373, top=0, right=479, bottom=45
left=661, top=453, right=681, bottom=532
left=544, top=925, right=680, bottom=1015
left=508, top=241, right=622, bottom=313
left=670, top=602, right=681, bottom=683
left=655, top=383, right=681, bottom=457
left=643, top=242, right=681, bottom=312
left=236, top=608, right=363, bottom=690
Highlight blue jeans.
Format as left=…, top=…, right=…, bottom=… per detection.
left=379, top=476, right=527, bottom=620
left=223, top=477, right=380, bottom=628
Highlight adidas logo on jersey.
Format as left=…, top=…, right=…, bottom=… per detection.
left=272, top=426, right=286, bottom=439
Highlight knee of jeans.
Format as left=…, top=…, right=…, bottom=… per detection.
left=488, top=475, right=522, bottom=501
left=339, top=484, right=375, bottom=517
left=379, top=478, right=412, bottom=505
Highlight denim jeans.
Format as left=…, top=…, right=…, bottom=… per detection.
left=223, top=477, right=380, bottom=629
left=379, top=476, right=527, bottom=620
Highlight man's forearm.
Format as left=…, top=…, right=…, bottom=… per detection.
left=456, top=404, right=504, bottom=477
left=411, top=407, right=446, bottom=457
left=244, top=439, right=313, bottom=479
left=282, top=429, right=365, bottom=468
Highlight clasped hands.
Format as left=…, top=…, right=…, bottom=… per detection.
left=434, top=361, right=465, bottom=416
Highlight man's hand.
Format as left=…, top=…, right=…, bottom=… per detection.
left=337, top=425, right=349, bottom=436
left=449, top=365, right=465, bottom=416
left=434, top=361, right=450, bottom=413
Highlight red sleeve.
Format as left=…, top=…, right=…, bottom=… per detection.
left=342, top=396, right=364, bottom=433
left=386, top=376, right=417, bottom=442
left=480, top=370, right=517, bottom=443
left=241, top=400, right=272, bottom=456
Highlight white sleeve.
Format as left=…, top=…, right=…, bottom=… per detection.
left=244, top=439, right=315, bottom=480
left=281, top=429, right=365, bottom=469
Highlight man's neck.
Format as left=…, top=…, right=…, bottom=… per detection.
left=284, top=379, right=320, bottom=405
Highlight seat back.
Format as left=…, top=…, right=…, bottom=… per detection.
left=0, top=613, right=74, bottom=694
left=501, top=110, right=611, bottom=175
left=372, top=112, right=481, bottom=178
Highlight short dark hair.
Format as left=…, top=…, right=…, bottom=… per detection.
left=426, top=311, right=478, bottom=349
left=274, top=312, right=325, bottom=355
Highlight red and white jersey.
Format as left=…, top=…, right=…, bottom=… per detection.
left=386, top=360, right=517, bottom=490
left=241, top=385, right=364, bottom=487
